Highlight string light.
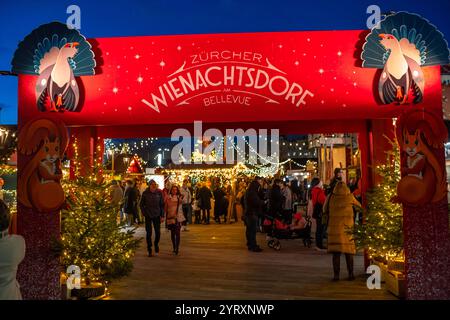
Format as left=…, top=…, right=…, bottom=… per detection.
left=61, top=139, right=141, bottom=292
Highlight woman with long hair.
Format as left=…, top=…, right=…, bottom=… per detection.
left=323, top=181, right=362, bottom=281
left=165, top=185, right=186, bottom=255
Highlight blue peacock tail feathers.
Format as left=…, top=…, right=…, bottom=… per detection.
left=361, top=11, right=450, bottom=68
left=11, top=21, right=96, bottom=76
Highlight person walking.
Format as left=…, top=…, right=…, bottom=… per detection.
left=234, top=181, right=246, bottom=223
left=110, top=180, right=124, bottom=223
left=140, top=180, right=165, bottom=257
left=281, top=182, right=293, bottom=224
left=123, top=180, right=139, bottom=226
left=244, top=179, right=264, bottom=252
left=197, top=182, right=213, bottom=224
left=323, top=181, right=362, bottom=281
left=0, top=200, right=25, bottom=300
left=213, top=185, right=228, bottom=224
left=180, top=179, right=192, bottom=231
left=309, top=177, right=327, bottom=251
left=327, top=168, right=343, bottom=195
left=269, top=179, right=284, bottom=219
left=165, top=185, right=186, bottom=255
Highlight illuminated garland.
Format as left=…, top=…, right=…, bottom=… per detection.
left=105, top=138, right=158, bottom=154
left=0, top=127, right=17, bottom=165
left=0, top=165, right=17, bottom=176
left=162, top=163, right=252, bottom=185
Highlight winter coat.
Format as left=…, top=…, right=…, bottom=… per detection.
left=196, top=186, right=212, bottom=210
left=327, top=177, right=341, bottom=196
left=213, top=188, right=226, bottom=216
left=244, top=181, right=264, bottom=217
left=140, top=188, right=164, bottom=218
left=323, top=183, right=361, bottom=254
left=165, top=195, right=186, bottom=224
left=110, top=185, right=123, bottom=206
left=123, top=186, right=139, bottom=215
left=180, top=186, right=192, bottom=205
left=0, top=233, right=25, bottom=300
left=311, top=187, right=326, bottom=206
left=269, top=185, right=283, bottom=216
left=282, top=187, right=293, bottom=211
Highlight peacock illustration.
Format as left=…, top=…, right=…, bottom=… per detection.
left=361, top=12, right=450, bottom=105
left=11, top=22, right=96, bottom=112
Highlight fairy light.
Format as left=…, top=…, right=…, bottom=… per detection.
left=61, top=139, right=140, bottom=292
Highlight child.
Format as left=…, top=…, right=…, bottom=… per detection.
left=192, top=199, right=201, bottom=224
left=290, top=212, right=307, bottom=231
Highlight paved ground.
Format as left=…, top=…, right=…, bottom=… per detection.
left=108, top=223, right=396, bottom=300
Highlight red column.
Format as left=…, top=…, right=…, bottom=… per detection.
left=395, top=109, right=450, bottom=299
left=70, top=127, right=96, bottom=176
left=402, top=147, right=450, bottom=299
left=16, top=120, right=63, bottom=299
left=357, top=120, right=371, bottom=207
left=359, top=119, right=395, bottom=270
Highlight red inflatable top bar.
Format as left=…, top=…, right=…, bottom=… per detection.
left=18, top=30, right=442, bottom=126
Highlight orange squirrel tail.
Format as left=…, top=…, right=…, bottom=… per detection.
left=17, top=118, right=69, bottom=209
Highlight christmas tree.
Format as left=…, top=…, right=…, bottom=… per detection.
left=61, top=140, right=141, bottom=285
left=350, top=136, right=403, bottom=261
left=0, top=126, right=18, bottom=208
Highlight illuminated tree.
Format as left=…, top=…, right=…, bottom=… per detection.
left=350, top=137, right=403, bottom=260
left=60, top=139, right=140, bottom=285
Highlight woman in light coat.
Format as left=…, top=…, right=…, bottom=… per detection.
left=0, top=200, right=25, bottom=299
left=165, top=185, right=186, bottom=255
left=323, top=181, right=361, bottom=281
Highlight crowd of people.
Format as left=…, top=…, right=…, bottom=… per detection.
left=0, top=167, right=362, bottom=300
left=108, top=175, right=311, bottom=256
left=109, top=168, right=363, bottom=281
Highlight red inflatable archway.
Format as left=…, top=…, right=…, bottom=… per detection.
left=14, top=24, right=450, bottom=299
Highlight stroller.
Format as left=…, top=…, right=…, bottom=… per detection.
left=262, top=212, right=312, bottom=250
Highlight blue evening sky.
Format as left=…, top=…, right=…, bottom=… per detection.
left=1, top=0, right=449, bottom=124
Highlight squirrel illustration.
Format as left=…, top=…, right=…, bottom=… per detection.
left=18, top=119, right=68, bottom=212
left=397, top=128, right=446, bottom=205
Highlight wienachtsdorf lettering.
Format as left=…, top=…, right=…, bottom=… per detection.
left=141, top=50, right=314, bottom=113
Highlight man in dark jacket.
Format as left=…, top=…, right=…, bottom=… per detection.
left=244, top=179, right=264, bottom=252
left=213, top=186, right=228, bottom=223
left=269, top=179, right=284, bottom=219
left=197, top=184, right=213, bottom=224
left=123, top=180, right=140, bottom=226
left=327, top=168, right=343, bottom=195
left=140, top=179, right=165, bottom=257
